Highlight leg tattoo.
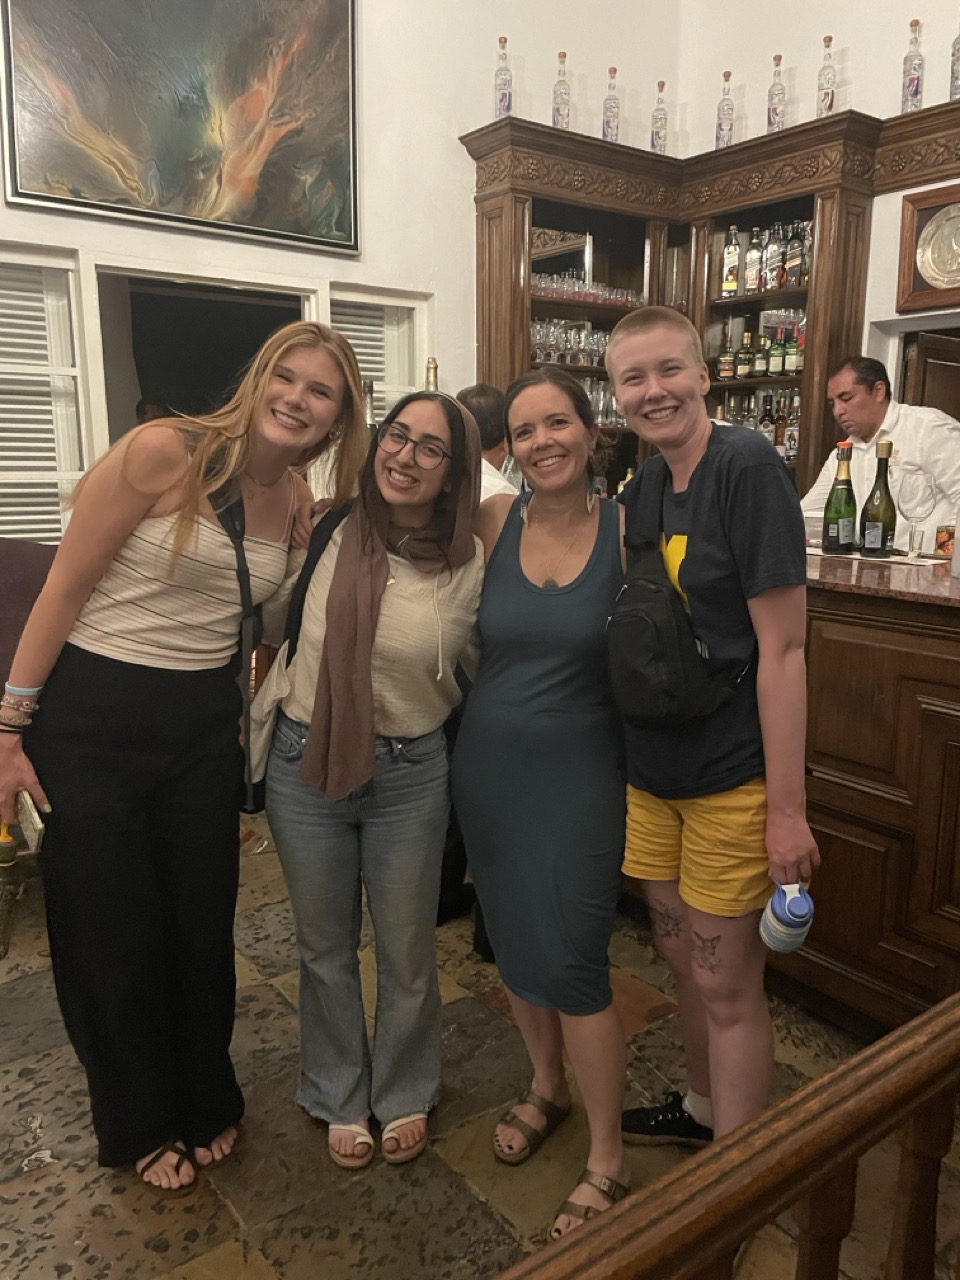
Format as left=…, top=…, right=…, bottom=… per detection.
left=691, top=930, right=722, bottom=974
left=648, top=899, right=686, bottom=941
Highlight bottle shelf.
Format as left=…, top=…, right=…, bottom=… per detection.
left=531, top=361, right=608, bottom=379
left=530, top=297, right=635, bottom=325
left=711, top=374, right=802, bottom=390
left=709, top=287, right=808, bottom=311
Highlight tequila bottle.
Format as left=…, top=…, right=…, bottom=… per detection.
left=602, top=67, right=620, bottom=141
left=817, top=36, right=836, bottom=117
left=951, top=16, right=960, bottom=100
left=651, top=80, right=668, bottom=153
left=767, top=54, right=786, bottom=132
left=552, top=52, right=570, bottom=129
left=715, top=70, right=734, bottom=150
left=901, top=19, right=923, bottom=113
left=494, top=36, right=513, bottom=119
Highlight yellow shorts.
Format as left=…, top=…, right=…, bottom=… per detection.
left=624, top=778, right=771, bottom=917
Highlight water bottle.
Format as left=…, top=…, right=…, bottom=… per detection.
left=760, top=882, right=814, bottom=953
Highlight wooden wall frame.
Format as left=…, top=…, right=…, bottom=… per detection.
left=896, top=180, right=960, bottom=313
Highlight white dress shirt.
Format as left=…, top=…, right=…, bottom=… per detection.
left=480, top=457, right=519, bottom=501
left=801, top=400, right=960, bottom=551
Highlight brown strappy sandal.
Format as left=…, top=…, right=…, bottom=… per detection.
left=550, top=1167, right=630, bottom=1239
left=493, top=1087, right=571, bottom=1166
left=135, top=1141, right=198, bottom=1197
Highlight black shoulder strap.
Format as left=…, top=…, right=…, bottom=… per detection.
left=625, top=459, right=669, bottom=560
left=215, top=493, right=262, bottom=812
left=283, top=501, right=353, bottom=665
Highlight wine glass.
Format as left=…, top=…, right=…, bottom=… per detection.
left=896, top=466, right=936, bottom=557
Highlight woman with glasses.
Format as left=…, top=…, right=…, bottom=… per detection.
left=261, top=392, right=482, bottom=1170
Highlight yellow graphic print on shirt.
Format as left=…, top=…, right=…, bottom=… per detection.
left=659, top=532, right=690, bottom=610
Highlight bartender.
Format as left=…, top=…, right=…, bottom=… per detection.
left=801, top=356, right=960, bottom=551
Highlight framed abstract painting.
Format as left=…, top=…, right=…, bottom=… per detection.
left=0, top=0, right=358, bottom=251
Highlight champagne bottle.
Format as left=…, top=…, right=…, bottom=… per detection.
left=859, top=438, right=897, bottom=557
left=425, top=357, right=439, bottom=390
left=362, top=379, right=377, bottom=433
left=822, top=441, right=857, bottom=554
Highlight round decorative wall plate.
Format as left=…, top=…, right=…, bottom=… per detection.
left=916, top=203, right=960, bottom=289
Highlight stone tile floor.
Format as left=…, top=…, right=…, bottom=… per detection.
left=1, top=816, right=959, bottom=1278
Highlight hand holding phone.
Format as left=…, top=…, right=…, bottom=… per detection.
left=15, top=789, right=44, bottom=854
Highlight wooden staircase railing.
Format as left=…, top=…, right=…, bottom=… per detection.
left=496, top=990, right=960, bottom=1280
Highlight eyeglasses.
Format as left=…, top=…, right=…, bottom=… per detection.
left=377, top=422, right=451, bottom=470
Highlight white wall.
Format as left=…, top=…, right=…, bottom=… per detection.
left=676, top=0, right=957, bottom=155
left=0, top=0, right=680, bottom=446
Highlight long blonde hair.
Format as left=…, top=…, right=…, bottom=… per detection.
left=75, top=320, right=368, bottom=557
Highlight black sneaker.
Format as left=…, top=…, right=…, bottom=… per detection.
left=621, top=1091, right=713, bottom=1147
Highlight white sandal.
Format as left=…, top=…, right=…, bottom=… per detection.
left=381, top=1112, right=429, bottom=1165
left=328, top=1123, right=375, bottom=1170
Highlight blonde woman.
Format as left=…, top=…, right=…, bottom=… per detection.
left=0, top=321, right=367, bottom=1193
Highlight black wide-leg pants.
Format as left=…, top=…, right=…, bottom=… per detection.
left=26, top=644, right=246, bottom=1166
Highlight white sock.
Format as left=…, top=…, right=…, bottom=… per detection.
left=683, top=1089, right=713, bottom=1129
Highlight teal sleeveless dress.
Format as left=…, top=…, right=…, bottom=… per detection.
left=451, top=497, right=625, bottom=1015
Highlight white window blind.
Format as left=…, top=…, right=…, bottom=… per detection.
left=330, top=297, right=416, bottom=419
left=0, top=263, right=83, bottom=542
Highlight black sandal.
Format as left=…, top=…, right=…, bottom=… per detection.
left=551, top=1167, right=630, bottom=1239
left=135, top=1141, right=198, bottom=1197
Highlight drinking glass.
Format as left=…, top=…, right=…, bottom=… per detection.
left=896, top=467, right=936, bottom=556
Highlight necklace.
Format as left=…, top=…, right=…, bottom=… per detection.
left=242, top=468, right=287, bottom=491
left=523, top=497, right=591, bottom=588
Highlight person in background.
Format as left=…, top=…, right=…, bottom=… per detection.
left=453, top=367, right=628, bottom=1239
left=605, top=306, right=819, bottom=1152
left=801, top=356, right=960, bottom=551
left=457, top=383, right=519, bottom=499
left=261, top=393, right=482, bottom=1172
left=0, top=321, right=367, bottom=1193
left=136, top=398, right=173, bottom=425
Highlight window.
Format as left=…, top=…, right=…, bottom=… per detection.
left=0, top=263, right=83, bottom=541
left=330, top=297, right=418, bottom=418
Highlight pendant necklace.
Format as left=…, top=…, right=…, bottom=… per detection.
left=524, top=502, right=585, bottom=588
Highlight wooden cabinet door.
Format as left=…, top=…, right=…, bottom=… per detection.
left=901, top=333, right=960, bottom=420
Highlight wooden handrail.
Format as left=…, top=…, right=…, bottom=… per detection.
left=497, top=990, right=960, bottom=1280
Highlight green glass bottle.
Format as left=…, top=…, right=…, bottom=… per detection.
left=822, top=441, right=857, bottom=554
left=859, top=439, right=897, bottom=557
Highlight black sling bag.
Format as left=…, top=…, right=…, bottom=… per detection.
left=606, top=464, right=750, bottom=727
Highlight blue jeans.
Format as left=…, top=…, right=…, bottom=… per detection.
left=265, top=712, right=449, bottom=1126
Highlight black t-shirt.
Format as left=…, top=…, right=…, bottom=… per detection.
left=620, top=424, right=807, bottom=798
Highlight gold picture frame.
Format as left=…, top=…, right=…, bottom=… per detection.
left=897, top=181, right=960, bottom=314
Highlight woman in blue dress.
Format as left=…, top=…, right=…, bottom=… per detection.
left=452, top=367, right=628, bottom=1238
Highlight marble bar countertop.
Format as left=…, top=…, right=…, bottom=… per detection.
left=806, top=552, right=960, bottom=608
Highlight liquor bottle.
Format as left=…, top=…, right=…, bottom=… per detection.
left=425, top=357, right=439, bottom=390
left=860, top=438, right=897, bottom=556
left=715, top=70, right=734, bottom=149
left=753, top=336, right=769, bottom=377
left=762, top=224, right=783, bottom=291
left=744, top=227, right=763, bottom=293
left=651, top=80, right=668, bottom=153
left=716, top=326, right=736, bottom=381
left=785, top=223, right=804, bottom=288
left=774, top=395, right=789, bottom=457
left=362, top=378, right=377, bottom=433
left=494, top=36, right=513, bottom=120
left=722, top=225, right=741, bottom=296
left=952, top=17, right=960, bottom=100
left=767, top=54, right=786, bottom=133
left=901, top=19, right=924, bottom=113
left=768, top=329, right=786, bottom=376
left=735, top=331, right=754, bottom=380
left=552, top=52, right=570, bottom=129
left=822, top=442, right=857, bottom=553
left=817, top=36, right=836, bottom=117
left=743, top=393, right=759, bottom=432
left=785, top=391, right=802, bottom=462
left=800, top=222, right=813, bottom=287
left=784, top=327, right=799, bottom=374
left=602, top=67, right=620, bottom=142
left=758, top=396, right=776, bottom=443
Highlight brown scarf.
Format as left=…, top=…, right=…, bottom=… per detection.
left=300, top=396, right=480, bottom=800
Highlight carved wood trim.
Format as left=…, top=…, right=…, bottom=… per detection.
left=875, top=101, right=960, bottom=194
left=474, top=145, right=681, bottom=217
